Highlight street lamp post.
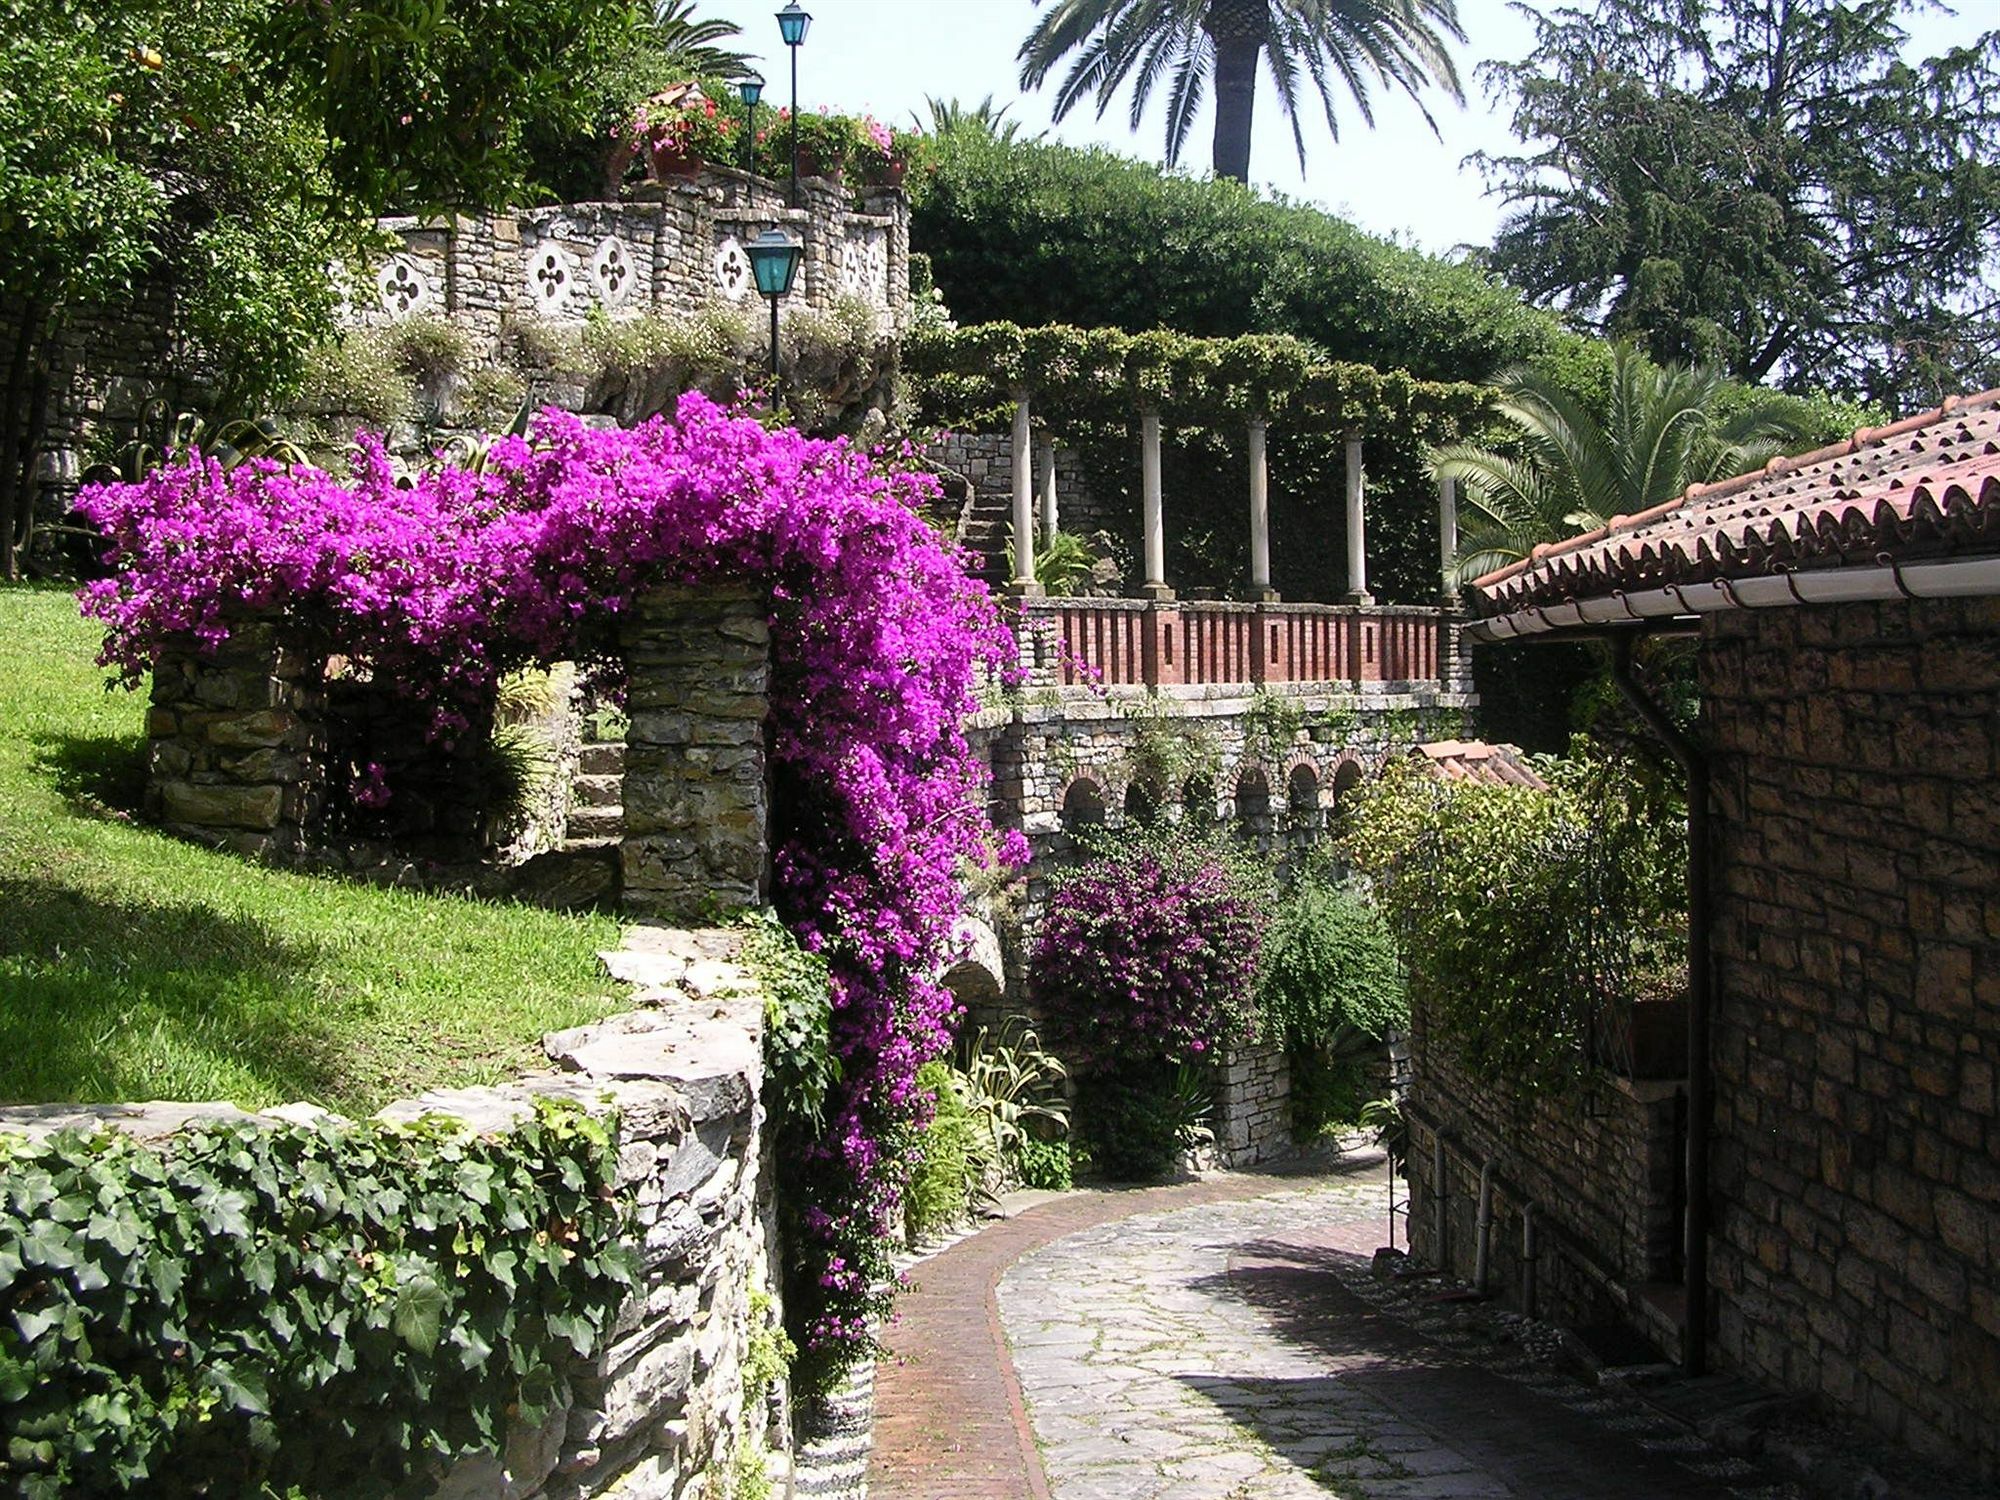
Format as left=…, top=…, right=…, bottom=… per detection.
left=776, top=3, right=811, bottom=207
left=737, top=74, right=764, bottom=176
left=745, top=228, right=804, bottom=401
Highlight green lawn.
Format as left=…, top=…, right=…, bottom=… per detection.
left=0, top=585, right=623, bottom=1114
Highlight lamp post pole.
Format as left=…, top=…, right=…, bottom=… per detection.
left=745, top=228, right=804, bottom=409
left=777, top=5, right=812, bottom=208
left=738, top=75, right=763, bottom=176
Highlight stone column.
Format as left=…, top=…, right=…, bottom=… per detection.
left=1248, top=418, right=1276, bottom=602
left=621, top=585, right=771, bottom=918
left=146, top=622, right=326, bottom=858
left=1341, top=435, right=1373, bottom=605
left=1438, top=473, right=1460, bottom=597
left=1140, top=406, right=1173, bottom=601
left=1009, top=393, right=1042, bottom=596
left=1036, top=438, right=1058, bottom=538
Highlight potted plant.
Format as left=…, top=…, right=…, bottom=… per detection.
left=614, top=82, right=737, bottom=184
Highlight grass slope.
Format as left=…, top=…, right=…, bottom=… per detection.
left=0, top=585, right=623, bottom=1114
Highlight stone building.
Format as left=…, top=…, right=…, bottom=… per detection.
left=1444, top=391, right=2000, bottom=1481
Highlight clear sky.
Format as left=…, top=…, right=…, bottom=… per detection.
left=699, top=0, right=1992, bottom=258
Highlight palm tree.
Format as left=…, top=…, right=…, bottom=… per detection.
left=919, top=95, right=1038, bottom=143
left=1434, top=344, right=1818, bottom=584
left=1017, top=0, right=1465, bottom=184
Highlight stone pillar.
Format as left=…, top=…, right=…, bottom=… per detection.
left=1009, top=394, right=1042, bottom=596
left=1341, top=435, right=1373, bottom=605
left=145, top=623, right=326, bottom=857
left=1248, top=418, right=1276, bottom=602
left=1036, top=437, right=1058, bottom=538
left=1139, top=406, right=1173, bottom=601
left=1214, top=1039, right=1291, bottom=1168
left=620, top=585, right=771, bottom=918
left=1141, top=603, right=1183, bottom=689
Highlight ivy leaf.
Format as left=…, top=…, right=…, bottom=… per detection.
left=391, top=1274, right=448, bottom=1353
left=18, top=1220, right=78, bottom=1271
left=208, top=1362, right=270, bottom=1415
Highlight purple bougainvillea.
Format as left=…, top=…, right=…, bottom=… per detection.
left=1030, top=843, right=1268, bottom=1072
left=77, top=395, right=1016, bottom=1380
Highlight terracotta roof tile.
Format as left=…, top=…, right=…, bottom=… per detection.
left=1473, top=390, right=2000, bottom=614
left=1410, top=740, right=1551, bottom=789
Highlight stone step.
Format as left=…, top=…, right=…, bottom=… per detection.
left=566, top=805, right=626, bottom=840
left=573, top=772, right=622, bottom=808
left=577, top=741, right=626, bottom=775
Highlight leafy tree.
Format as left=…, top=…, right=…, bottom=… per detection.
left=1479, top=0, right=2000, bottom=408
left=1017, top=0, right=1465, bottom=184
left=0, top=0, right=644, bottom=579
left=1432, top=342, right=1817, bottom=581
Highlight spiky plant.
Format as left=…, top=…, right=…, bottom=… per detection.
left=1433, top=343, right=1817, bottom=584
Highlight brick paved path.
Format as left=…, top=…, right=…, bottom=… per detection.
left=871, top=1158, right=1799, bottom=1500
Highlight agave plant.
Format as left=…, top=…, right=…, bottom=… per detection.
left=956, top=1017, right=1072, bottom=1184
left=84, top=406, right=309, bottom=484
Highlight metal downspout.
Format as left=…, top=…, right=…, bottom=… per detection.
left=1608, top=633, right=1712, bottom=1377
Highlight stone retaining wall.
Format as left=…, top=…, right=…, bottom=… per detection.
left=0, top=925, right=786, bottom=1500
left=1701, top=598, right=2000, bottom=1479
left=1404, top=1023, right=1685, bottom=1344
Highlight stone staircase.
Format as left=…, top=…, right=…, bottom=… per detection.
left=564, top=740, right=625, bottom=848
left=957, top=484, right=1013, bottom=590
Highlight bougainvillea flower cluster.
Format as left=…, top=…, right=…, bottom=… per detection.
left=1030, top=842, right=1268, bottom=1073
left=77, top=395, right=1016, bottom=1379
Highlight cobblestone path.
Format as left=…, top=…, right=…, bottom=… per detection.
left=996, top=1167, right=1796, bottom=1500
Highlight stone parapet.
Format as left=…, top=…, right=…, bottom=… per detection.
left=620, top=585, right=772, bottom=919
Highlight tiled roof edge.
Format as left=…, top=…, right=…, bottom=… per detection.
left=1469, top=388, right=2000, bottom=597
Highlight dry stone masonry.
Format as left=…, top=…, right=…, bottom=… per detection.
left=619, top=585, right=772, bottom=920
left=145, top=623, right=327, bottom=858
left=1700, top=596, right=2000, bottom=1480
left=0, top=925, right=788, bottom=1500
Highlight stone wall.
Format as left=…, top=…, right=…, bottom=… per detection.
left=0, top=925, right=788, bottom=1500
left=620, top=585, right=771, bottom=919
left=1214, top=1041, right=1291, bottom=1168
left=145, top=624, right=328, bottom=858
left=1701, top=597, right=2000, bottom=1479
left=351, top=172, right=907, bottom=345
left=21, top=170, right=909, bottom=540
left=1403, top=1026, right=1686, bottom=1346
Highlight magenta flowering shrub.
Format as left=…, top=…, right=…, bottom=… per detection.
left=1030, top=843, right=1268, bottom=1073
left=76, top=394, right=1016, bottom=1384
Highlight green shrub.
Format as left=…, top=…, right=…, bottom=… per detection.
left=379, top=316, right=475, bottom=384
left=1343, top=752, right=1685, bottom=1091
left=1074, top=1060, right=1213, bottom=1183
left=905, top=1060, right=986, bottom=1243
left=292, top=331, right=415, bottom=425
left=1257, top=873, right=1406, bottom=1047
left=1013, top=1136, right=1073, bottom=1191
left=0, top=1102, right=636, bottom=1498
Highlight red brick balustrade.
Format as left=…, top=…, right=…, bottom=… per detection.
left=1026, top=598, right=1446, bottom=690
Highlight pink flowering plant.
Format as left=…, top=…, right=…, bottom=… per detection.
left=1030, top=838, right=1268, bottom=1073
left=76, top=393, right=1016, bottom=1386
